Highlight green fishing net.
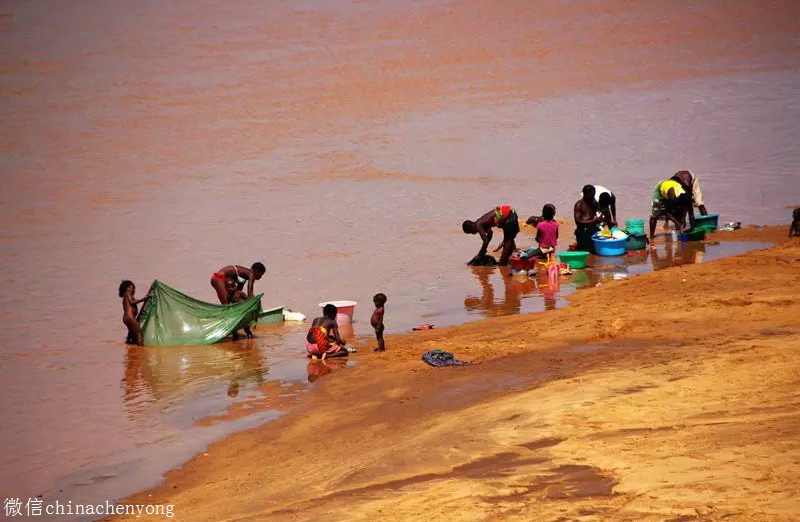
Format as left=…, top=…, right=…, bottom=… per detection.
left=138, top=281, right=263, bottom=346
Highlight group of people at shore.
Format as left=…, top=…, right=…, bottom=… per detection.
left=121, top=168, right=798, bottom=350
left=120, top=262, right=387, bottom=357
left=122, top=170, right=706, bottom=347
left=462, top=170, right=710, bottom=264
left=119, top=263, right=268, bottom=346
left=305, top=293, right=386, bottom=360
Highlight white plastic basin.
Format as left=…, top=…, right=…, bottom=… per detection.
left=318, top=300, right=357, bottom=324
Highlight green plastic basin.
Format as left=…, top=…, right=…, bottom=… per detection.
left=625, top=233, right=648, bottom=251
left=696, top=224, right=716, bottom=235
left=558, top=251, right=590, bottom=269
left=624, top=219, right=645, bottom=235
left=693, top=213, right=719, bottom=230
left=681, top=228, right=706, bottom=242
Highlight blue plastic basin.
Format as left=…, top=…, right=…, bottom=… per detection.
left=592, top=235, right=627, bottom=256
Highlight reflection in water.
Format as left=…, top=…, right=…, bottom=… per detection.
left=570, top=269, right=591, bottom=289
left=464, top=267, right=538, bottom=316
left=464, top=241, right=767, bottom=318
left=122, top=340, right=267, bottom=411
left=123, top=345, right=145, bottom=406
left=307, top=357, right=348, bottom=383
left=541, top=283, right=558, bottom=311
left=465, top=264, right=567, bottom=315
left=651, top=241, right=707, bottom=267
left=589, top=241, right=712, bottom=286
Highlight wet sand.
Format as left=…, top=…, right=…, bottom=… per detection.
left=105, top=226, right=800, bottom=522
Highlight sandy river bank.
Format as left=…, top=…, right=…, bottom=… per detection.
left=108, top=226, right=799, bottom=522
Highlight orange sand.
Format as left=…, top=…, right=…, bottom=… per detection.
left=106, top=226, right=800, bottom=522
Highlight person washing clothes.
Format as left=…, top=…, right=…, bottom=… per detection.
left=672, top=170, right=708, bottom=216
left=210, top=262, right=265, bottom=304
left=522, top=204, right=558, bottom=259
left=649, top=178, right=693, bottom=241
left=462, top=205, right=520, bottom=266
left=306, top=304, right=348, bottom=360
left=574, top=185, right=604, bottom=253
left=578, top=185, right=617, bottom=228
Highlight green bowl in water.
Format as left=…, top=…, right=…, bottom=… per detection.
left=681, top=228, right=706, bottom=242
left=693, top=213, right=719, bottom=230
left=696, top=224, right=716, bottom=235
left=625, top=233, right=648, bottom=251
left=558, top=251, right=590, bottom=269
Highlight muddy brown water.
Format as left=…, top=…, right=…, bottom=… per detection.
left=0, top=0, right=798, bottom=517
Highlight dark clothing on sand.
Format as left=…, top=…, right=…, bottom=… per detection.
left=467, top=254, right=500, bottom=266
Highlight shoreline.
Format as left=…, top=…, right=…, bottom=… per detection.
left=106, top=225, right=800, bottom=522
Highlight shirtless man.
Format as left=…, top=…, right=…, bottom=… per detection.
left=462, top=205, right=520, bottom=266
left=210, top=262, right=265, bottom=304
left=574, top=185, right=605, bottom=253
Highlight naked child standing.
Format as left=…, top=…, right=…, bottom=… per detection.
left=371, top=293, right=387, bottom=352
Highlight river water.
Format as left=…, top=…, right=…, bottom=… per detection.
left=1, top=0, right=798, bottom=517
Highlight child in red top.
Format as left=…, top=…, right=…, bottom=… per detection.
left=306, top=304, right=348, bottom=360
